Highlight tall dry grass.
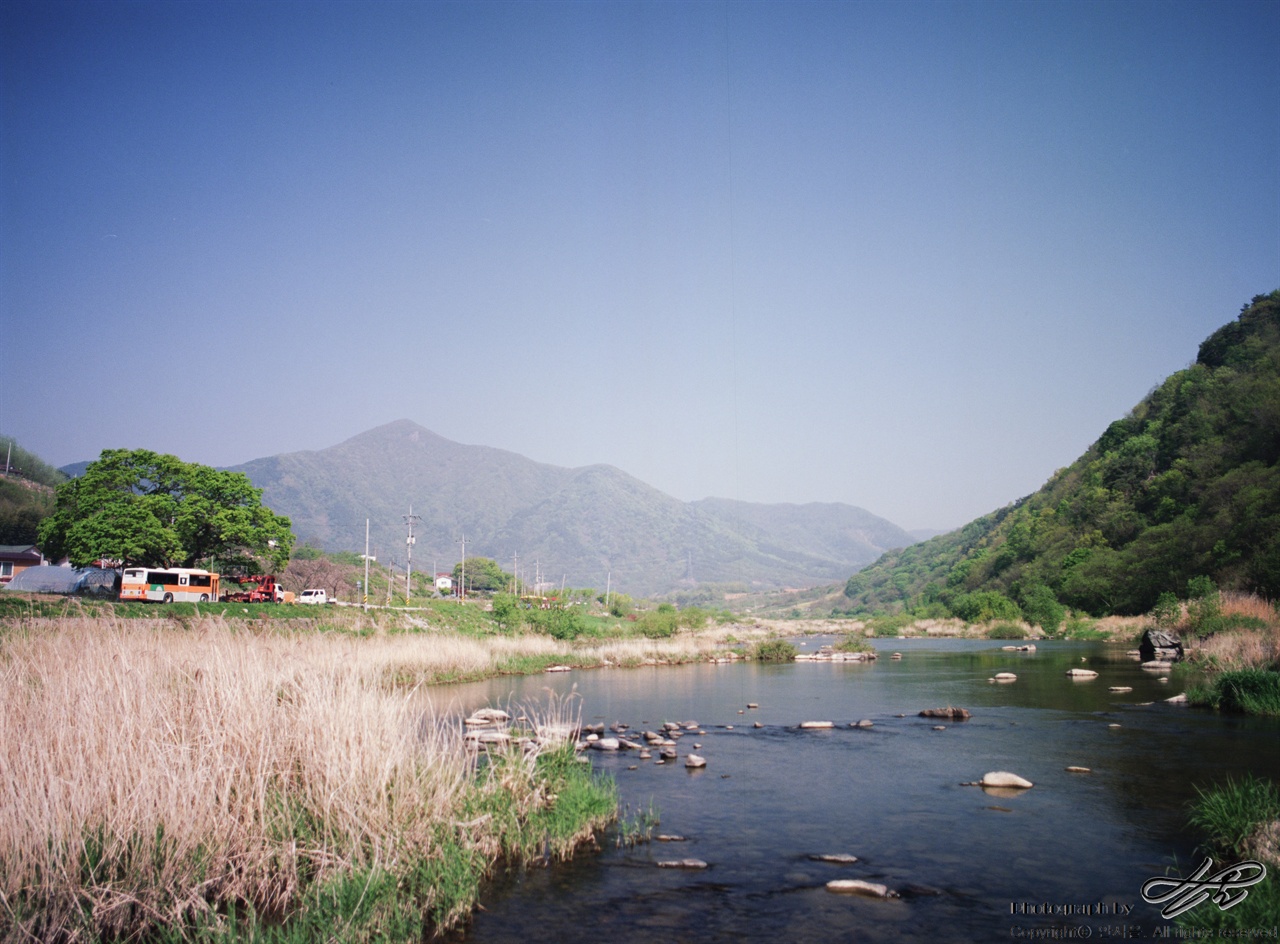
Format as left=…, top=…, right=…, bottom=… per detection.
left=1219, top=590, right=1280, bottom=626
left=1185, top=592, right=1280, bottom=671
left=0, top=617, right=605, bottom=941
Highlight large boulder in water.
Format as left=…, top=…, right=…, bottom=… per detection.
left=1139, top=628, right=1183, bottom=663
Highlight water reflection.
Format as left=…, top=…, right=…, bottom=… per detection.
left=424, top=639, right=1279, bottom=943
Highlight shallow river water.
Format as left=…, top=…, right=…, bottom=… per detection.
left=427, top=638, right=1280, bottom=943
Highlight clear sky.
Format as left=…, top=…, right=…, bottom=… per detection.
left=3, top=0, right=1277, bottom=532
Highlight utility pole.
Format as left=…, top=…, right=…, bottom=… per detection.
left=362, top=519, right=371, bottom=612
left=457, top=533, right=466, bottom=601
left=403, top=506, right=420, bottom=605
left=512, top=551, right=519, bottom=595
left=605, top=570, right=611, bottom=613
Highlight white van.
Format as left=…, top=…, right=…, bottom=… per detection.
left=298, top=588, right=328, bottom=605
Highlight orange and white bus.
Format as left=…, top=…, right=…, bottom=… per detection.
left=120, top=567, right=220, bottom=603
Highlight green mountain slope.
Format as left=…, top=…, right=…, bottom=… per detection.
left=844, top=291, right=1280, bottom=618
left=230, top=420, right=916, bottom=597
left=1, top=437, right=65, bottom=545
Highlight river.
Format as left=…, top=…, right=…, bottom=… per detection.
left=427, top=638, right=1280, bottom=943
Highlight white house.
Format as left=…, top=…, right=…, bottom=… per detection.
left=435, top=573, right=453, bottom=593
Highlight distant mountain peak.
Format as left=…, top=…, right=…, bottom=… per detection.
left=229, top=424, right=915, bottom=596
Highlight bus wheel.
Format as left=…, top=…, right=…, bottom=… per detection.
left=199, top=594, right=209, bottom=602
left=163, top=592, right=174, bottom=603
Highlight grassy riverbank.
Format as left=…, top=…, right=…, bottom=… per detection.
left=1178, top=775, right=1280, bottom=935
left=1180, top=592, right=1280, bottom=717
left=0, top=616, right=658, bottom=942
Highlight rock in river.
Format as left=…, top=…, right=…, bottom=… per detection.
left=799, top=721, right=835, bottom=729
left=980, top=771, right=1033, bottom=789
left=919, top=707, right=971, bottom=720
left=685, top=754, right=707, bottom=768
left=1066, top=668, right=1099, bottom=678
left=826, top=879, right=898, bottom=898
left=657, top=859, right=708, bottom=870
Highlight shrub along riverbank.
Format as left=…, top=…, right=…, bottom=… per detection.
left=0, top=616, right=663, bottom=942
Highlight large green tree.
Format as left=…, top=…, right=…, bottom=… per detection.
left=452, top=556, right=512, bottom=593
left=38, top=449, right=294, bottom=571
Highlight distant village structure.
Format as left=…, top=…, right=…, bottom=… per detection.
left=0, top=545, right=43, bottom=585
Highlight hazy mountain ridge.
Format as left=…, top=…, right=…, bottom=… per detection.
left=229, top=420, right=917, bottom=596
left=844, top=291, right=1280, bottom=616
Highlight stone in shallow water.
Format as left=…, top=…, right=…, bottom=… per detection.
left=826, top=879, right=898, bottom=898
left=799, top=721, right=835, bottom=729
left=919, top=707, right=971, bottom=720
left=809, top=853, right=859, bottom=864
left=980, top=771, right=1033, bottom=789
left=657, top=858, right=708, bottom=869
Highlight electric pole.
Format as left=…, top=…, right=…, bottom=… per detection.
left=403, top=506, right=420, bottom=605
left=457, top=533, right=466, bottom=601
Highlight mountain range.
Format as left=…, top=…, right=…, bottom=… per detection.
left=226, top=422, right=918, bottom=597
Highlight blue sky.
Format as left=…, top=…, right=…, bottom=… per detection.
left=3, top=0, right=1277, bottom=532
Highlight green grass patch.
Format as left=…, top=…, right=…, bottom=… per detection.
left=1175, top=774, right=1280, bottom=936
left=1189, top=775, right=1280, bottom=856
left=1188, top=669, right=1280, bottom=716
left=833, top=637, right=874, bottom=654
left=865, top=612, right=915, bottom=637
left=1057, top=617, right=1106, bottom=639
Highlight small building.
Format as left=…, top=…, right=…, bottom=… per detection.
left=435, top=572, right=453, bottom=593
left=0, top=545, right=43, bottom=585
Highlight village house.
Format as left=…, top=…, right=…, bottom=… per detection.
left=0, top=545, right=44, bottom=585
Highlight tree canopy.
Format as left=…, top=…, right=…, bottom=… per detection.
left=38, top=449, right=294, bottom=571
left=452, top=556, right=512, bottom=593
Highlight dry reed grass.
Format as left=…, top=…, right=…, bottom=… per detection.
left=1219, top=591, right=1279, bottom=626
left=1192, top=623, right=1280, bottom=670
left=0, top=616, right=609, bottom=941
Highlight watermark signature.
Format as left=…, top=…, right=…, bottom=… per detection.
left=1141, top=857, right=1268, bottom=919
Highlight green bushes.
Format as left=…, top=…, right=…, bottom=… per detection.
left=834, top=637, right=874, bottom=654
left=948, top=590, right=1021, bottom=624
left=987, top=623, right=1027, bottom=640
left=1017, top=584, right=1064, bottom=633
left=752, top=639, right=798, bottom=662
left=526, top=605, right=587, bottom=641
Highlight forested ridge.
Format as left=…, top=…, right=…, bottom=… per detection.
left=844, top=291, right=1280, bottom=620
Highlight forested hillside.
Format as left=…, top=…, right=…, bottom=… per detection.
left=844, top=291, right=1280, bottom=619
left=0, top=438, right=65, bottom=545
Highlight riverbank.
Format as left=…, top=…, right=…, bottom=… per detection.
left=0, top=617, right=638, bottom=942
